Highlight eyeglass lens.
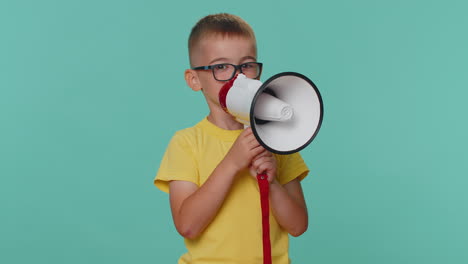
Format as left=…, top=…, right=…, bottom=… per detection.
left=213, top=63, right=260, bottom=81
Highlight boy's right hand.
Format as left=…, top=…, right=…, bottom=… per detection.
left=224, top=127, right=265, bottom=172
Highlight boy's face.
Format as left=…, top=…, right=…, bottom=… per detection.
left=190, top=34, right=258, bottom=112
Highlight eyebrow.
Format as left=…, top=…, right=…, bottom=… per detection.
left=208, top=56, right=257, bottom=65
left=208, top=57, right=229, bottom=65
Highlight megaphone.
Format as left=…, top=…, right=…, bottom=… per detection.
left=219, top=72, right=323, bottom=155
left=219, top=72, right=323, bottom=264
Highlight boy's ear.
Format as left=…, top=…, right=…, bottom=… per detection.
left=185, top=69, right=202, bottom=91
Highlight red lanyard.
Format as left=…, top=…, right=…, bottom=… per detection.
left=257, top=173, right=272, bottom=264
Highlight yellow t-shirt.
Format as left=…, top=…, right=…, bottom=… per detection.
left=155, top=118, right=309, bottom=264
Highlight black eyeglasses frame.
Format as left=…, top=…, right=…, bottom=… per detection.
left=191, top=62, right=263, bottom=81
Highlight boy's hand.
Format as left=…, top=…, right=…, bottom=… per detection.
left=224, top=127, right=265, bottom=172
left=249, top=150, right=277, bottom=183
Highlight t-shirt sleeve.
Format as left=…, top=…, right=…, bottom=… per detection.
left=275, top=152, right=310, bottom=185
left=154, top=131, right=199, bottom=193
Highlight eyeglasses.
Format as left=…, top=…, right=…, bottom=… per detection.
left=192, top=62, right=263, bottom=82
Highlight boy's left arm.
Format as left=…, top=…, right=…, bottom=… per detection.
left=250, top=151, right=308, bottom=237
left=269, top=178, right=308, bottom=237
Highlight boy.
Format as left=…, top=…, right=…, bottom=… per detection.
left=155, top=13, right=309, bottom=264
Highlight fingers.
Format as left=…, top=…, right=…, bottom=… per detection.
left=240, top=127, right=253, bottom=137
left=249, top=160, right=272, bottom=177
left=251, top=155, right=273, bottom=170
left=242, top=131, right=262, bottom=151
left=230, top=127, right=271, bottom=172
left=252, top=160, right=276, bottom=183
left=251, top=144, right=265, bottom=157
left=252, top=149, right=271, bottom=161
left=245, top=143, right=277, bottom=182
left=247, top=136, right=259, bottom=149
left=242, top=128, right=260, bottom=146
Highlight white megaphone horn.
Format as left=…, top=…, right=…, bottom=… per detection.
left=219, top=72, right=324, bottom=154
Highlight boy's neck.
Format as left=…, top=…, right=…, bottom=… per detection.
left=207, top=112, right=244, bottom=131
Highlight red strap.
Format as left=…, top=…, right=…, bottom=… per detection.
left=257, top=173, right=272, bottom=264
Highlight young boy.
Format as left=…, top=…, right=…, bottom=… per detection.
left=155, top=13, right=310, bottom=264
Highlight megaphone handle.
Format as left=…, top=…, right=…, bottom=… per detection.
left=257, top=173, right=272, bottom=264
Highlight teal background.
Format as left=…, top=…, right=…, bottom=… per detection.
left=1, top=0, right=467, bottom=263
